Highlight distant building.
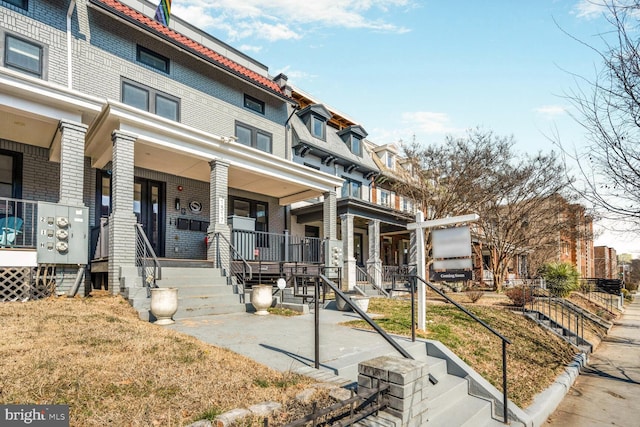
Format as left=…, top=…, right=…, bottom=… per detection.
left=594, top=246, right=618, bottom=279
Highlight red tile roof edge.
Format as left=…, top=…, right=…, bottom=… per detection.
left=90, top=0, right=290, bottom=101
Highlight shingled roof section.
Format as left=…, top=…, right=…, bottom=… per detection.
left=90, top=0, right=289, bottom=100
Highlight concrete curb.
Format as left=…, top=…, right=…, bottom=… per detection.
left=524, top=352, right=588, bottom=427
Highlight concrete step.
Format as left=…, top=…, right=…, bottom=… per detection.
left=158, top=267, right=223, bottom=279
left=293, top=366, right=354, bottom=388
left=174, top=303, right=246, bottom=318
left=164, top=284, right=236, bottom=297
left=426, top=393, right=494, bottom=427
left=179, top=294, right=241, bottom=308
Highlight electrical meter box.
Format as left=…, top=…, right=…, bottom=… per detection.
left=37, top=202, right=89, bottom=264
left=324, top=239, right=343, bottom=278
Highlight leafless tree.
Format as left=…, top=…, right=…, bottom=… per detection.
left=561, top=1, right=640, bottom=226
left=399, top=128, right=573, bottom=291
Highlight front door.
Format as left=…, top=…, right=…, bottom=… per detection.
left=134, top=178, right=165, bottom=257
left=354, top=233, right=364, bottom=266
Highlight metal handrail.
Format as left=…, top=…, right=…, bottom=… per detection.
left=319, top=272, right=413, bottom=360
left=524, top=285, right=589, bottom=351
left=134, top=223, right=162, bottom=293
left=211, top=232, right=252, bottom=288
left=355, top=265, right=389, bottom=297
left=412, top=275, right=511, bottom=424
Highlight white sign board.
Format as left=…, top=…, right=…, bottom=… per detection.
left=431, top=226, right=472, bottom=259
left=433, top=258, right=473, bottom=270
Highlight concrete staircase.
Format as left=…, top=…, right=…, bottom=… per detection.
left=122, top=266, right=245, bottom=321
left=524, top=310, right=593, bottom=353
left=294, top=326, right=527, bottom=426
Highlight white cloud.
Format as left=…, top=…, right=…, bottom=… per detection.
left=238, top=44, right=263, bottom=53
left=273, top=65, right=318, bottom=85
left=572, top=0, right=607, bottom=20
left=173, top=0, right=414, bottom=42
left=534, top=104, right=568, bottom=117
left=401, top=111, right=459, bottom=134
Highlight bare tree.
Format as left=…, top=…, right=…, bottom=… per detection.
left=561, top=1, right=640, bottom=225
left=399, top=128, right=573, bottom=291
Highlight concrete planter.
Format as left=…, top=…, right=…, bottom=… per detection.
left=150, top=287, right=178, bottom=325
left=251, top=284, right=273, bottom=315
left=336, top=291, right=370, bottom=313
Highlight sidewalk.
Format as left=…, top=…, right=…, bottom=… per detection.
left=546, top=296, right=640, bottom=426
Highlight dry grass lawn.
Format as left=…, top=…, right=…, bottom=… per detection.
left=0, top=294, right=318, bottom=426
left=1, top=290, right=612, bottom=425
left=344, top=296, right=578, bottom=408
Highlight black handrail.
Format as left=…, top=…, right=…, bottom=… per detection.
left=319, top=273, right=413, bottom=360
left=210, top=232, right=252, bottom=287
left=412, top=275, right=511, bottom=424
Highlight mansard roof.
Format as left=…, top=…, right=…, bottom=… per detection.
left=90, top=0, right=291, bottom=101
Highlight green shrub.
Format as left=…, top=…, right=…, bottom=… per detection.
left=541, top=262, right=579, bottom=298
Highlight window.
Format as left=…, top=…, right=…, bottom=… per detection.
left=0, top=150, right=22, bottom=199
left=311, top=115, right=325, bottom=139
left=341, top=178, right=361, bottom=199
left=136, top=45, right=169, bottom=73
left=244, top=94, right=265, bottom=114
left=386, top=153, right=395, bottom=168
left=346, top=135, right=361, bottom=156
left=5, top=34, right=42, bottom=77
left=380, top=190, right=391, bottom=207
left=4, top=0, right=27, bottom=10
left=122, top=79, right=180, bottom=121
left=235, top=121, right=272, bottom=153
left=229, top=196, right=269, bottom=233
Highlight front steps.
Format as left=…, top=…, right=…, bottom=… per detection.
left=122, top=266, right=245, bottom=321
left=293, top=324, right=527, bottom=426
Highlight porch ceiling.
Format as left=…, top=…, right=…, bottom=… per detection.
left=0, top=69, right=102, bottom=154
left=85, top=102, right=343, bottom=205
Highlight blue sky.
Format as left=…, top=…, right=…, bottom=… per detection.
left=171, top=0, right=636, bottom=255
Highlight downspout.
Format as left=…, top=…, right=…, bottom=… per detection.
left=67, top=0, right=76, bottom=89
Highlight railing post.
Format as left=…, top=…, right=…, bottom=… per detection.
left=284, top=230, right=289, bottom=262
left=502, top=340, right=508, bottom=424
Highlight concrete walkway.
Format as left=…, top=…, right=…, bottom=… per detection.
left=546, top=296, right=640, bottom=426
left=167, top=304, right=420, bottom=379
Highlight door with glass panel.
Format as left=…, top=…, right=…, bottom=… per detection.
left=134, top=178, right=165, bottom=257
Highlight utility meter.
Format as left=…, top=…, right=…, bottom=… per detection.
left=37, top=202, right=88, bottom=264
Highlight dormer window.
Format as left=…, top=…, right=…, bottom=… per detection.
left=244, top=94, right=265, bottom=115
left=386, top=153, right=395, bottom=168
left=297, top=104, right=331, bottom=141
left=338, top=125, right=367, bottom=158
left=312, top=115, right=325, bottom=139
left=348, top=135, right=361, bottom=156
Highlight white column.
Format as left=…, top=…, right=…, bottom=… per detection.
left=413, top=211, right=426, bottom=330
left=341, top=213, right=356, bottom=290
left=367, top=219, right=382, bottom=288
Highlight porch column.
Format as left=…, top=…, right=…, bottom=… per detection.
left=58, top=120, right=88, bottom=206
left=341, top=213, right=356, bottom=290
left=323, top=190, right=337, bottom=240
left=207, top=160, right=231, bottom=269
left=108, top=131, right=137, bottom=296
left=367, top=219, right=382, bottom=288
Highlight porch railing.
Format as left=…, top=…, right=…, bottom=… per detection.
left=381, top=265, right=411, bottom=284
left=230, top=229, right=322, bottom=263
left=135, top=223, right=161, bottom=293
left=0, top=196, right=38, bottom=248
